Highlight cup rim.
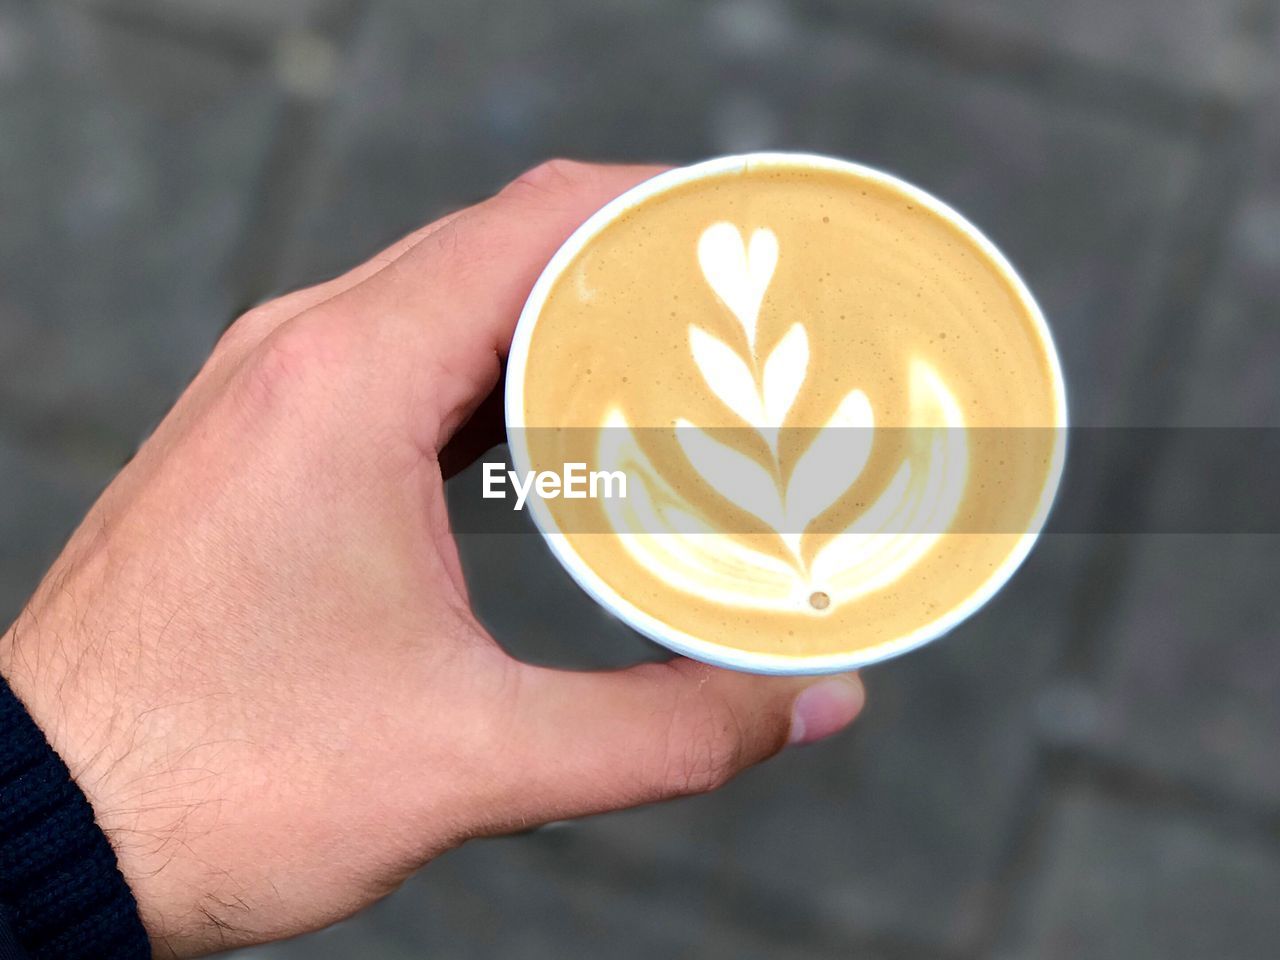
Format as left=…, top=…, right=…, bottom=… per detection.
left=504, top=151, right=1068, bottom=675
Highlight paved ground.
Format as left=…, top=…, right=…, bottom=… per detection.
left=1, top=1, right=1277, bottom=958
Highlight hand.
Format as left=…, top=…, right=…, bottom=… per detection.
left=0, top=160, right=865, bottom=957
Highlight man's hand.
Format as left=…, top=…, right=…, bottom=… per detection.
left=0, top=160, right=864, bottom=957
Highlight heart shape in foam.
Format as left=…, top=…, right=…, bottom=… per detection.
left=697, top=221, right=779, bottom=351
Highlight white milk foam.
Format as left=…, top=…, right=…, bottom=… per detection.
left=597, top=222, right=969, bottom=614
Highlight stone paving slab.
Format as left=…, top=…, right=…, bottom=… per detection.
left=75, top=0, right=345, bottom=47
left=67, top=0, right=1280, bottom=104
left=1088, top=535, right=1280, bottom=809
left=1081, top=93, right=1280, bottom=811
left=993, top=783, right=1280, bottom=960
left=99, top=0, right=334, bottom=28
left=810, top=0, right=1278, bottom=101
left=0, top=1, right=280, bottom=452
left=1175, top=91, right=1280, bottom=428
left=229, top=828, right=867, bottom=960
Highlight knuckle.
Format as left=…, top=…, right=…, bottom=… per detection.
left=238, top=313, right=347, bottom=410
left=213, top=303, right=276, bottom=358
left=507, top=157, right=593, bottom=197
left=659, top=701, right=744, bottom=798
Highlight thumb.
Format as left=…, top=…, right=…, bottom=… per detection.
left=486, top=658, right=864, bottom=827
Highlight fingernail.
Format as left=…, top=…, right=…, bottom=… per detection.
left=788, top=676, right=864, bottom=746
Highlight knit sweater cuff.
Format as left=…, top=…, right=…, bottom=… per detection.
left=0, top=672, right=151, bottom=960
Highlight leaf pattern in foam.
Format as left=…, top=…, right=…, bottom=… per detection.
left=784, top=388, right=874, bottom=535
left=675, top=417, right=782, bottom=530
left=689, top=325, right=765, bottom=426
left=761, top=323, right=808, bottom=426
left=697, top=222, right=778, bottom=351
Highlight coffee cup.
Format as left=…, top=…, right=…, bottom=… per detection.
left=504, top=152, right=1067, bottom=674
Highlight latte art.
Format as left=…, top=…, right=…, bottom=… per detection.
left=510, top=157, right=1065, bottom=664
left=599, top=221, right=969, bottom=614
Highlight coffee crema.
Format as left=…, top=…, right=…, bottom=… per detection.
left=517, top=161, right=1063, bottom=660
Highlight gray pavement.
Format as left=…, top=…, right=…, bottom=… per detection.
left=1, top=1, right=1277, bottom=958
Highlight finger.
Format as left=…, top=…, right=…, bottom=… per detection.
left=310, top=159, right=670, bottom=450
left=483, top=658, right=864, bottom=828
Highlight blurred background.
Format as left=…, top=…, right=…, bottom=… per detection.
left=2, top=1, right=1279, bottom=957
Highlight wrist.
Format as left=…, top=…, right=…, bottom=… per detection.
left=3, top=574, right=283, bottom=958
left=0, top=595, right=126, bottom=831
left=0, top=614, right=151, bottom=960
left=2, top=574, right=174, bottom=952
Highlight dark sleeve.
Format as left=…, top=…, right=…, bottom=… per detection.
left=0, top=672, right=152, bottom=960
left=0, top=903, right=28, bottom=960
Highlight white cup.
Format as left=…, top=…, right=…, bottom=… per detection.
left=505, top=152, right=1067, bottom=674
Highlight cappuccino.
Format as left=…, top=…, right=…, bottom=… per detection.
left=507, top=155, right=1065, bottom=670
